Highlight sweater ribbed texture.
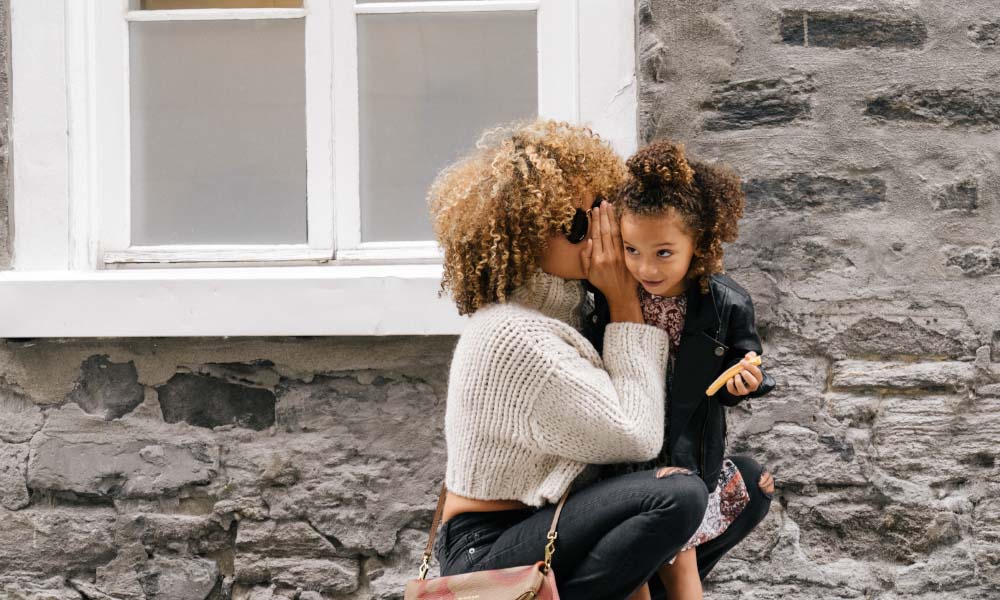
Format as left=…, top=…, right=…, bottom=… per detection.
left=445, top=271, right=670, bottom=507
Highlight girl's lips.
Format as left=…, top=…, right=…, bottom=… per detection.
left=641, top=279, right=664, bottom=287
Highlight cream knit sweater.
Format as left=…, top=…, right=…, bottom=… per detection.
left=444, top=271, right=670, bottom=507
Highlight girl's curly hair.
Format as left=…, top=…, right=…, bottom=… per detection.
left=428, top=119, right=626, bottom=315
left=618, top=140, right=745, bottom=293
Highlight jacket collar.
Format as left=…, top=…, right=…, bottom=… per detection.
left=682, top=277, right=722, bottom=336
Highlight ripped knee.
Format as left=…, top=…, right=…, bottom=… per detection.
left=758, top=470, right=775, bottom=497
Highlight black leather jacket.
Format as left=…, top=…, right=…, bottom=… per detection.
left=585, top=274, right=775, bottom=490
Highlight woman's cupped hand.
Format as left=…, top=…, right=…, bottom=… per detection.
left=581, top=202, right=644, bottom=324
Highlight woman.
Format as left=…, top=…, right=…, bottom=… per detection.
left=427, top=120, right=709, bottom=600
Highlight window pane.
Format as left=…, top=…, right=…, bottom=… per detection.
left=358, top=12, right=537, bottom=243
left=130, top=19, right=306, bottom=245
left=137, top=1, right=302, bottom=9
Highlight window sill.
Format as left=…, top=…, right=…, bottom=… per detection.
left=0, top=264, right=467, bottom=337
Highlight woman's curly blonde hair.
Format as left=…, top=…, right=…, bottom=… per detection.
left=429, top=119, right=626, bottom=315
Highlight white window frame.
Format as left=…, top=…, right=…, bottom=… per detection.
left=1, top=0, right=637, bottom=336
left=99, top=2, right=332, bottom=266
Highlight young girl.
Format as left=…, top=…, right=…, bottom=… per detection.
left=586, top=140, right=777, bottom=600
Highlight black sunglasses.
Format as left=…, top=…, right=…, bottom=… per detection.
left=564, top=197, right=605, bottom=244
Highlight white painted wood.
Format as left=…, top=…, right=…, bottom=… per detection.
left=331, top=0, right=362, bottom=253
left=104, top=244, right=334, bottom=264
left=7, top=0, right=635, bottom=336
left=97, top=2, right=328, bottom=260
left=536, top=0, right=578, bottom=123
left=335, top=241, right=443, bottom=262
left=355, top=1, right=539, bottom=14
left=10, top=0, right=71, bottom=270
left=94, top=0, right=131, bottom=255
left=577, top=0, right=638, bottom=157
left=304, top=0, right=335, bottom=253
left=125, top=8, right=307, bottom=21
left=66, top=0, right=99, bottom=270
left=0, top=265, right=467, bottom=336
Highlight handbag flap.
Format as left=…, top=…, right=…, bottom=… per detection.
left=404, top=561, right=553, bottom=600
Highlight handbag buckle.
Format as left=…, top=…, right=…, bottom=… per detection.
left=543, top=531, right=558, bottom=572
left=418, top=553, right=431, bottom=580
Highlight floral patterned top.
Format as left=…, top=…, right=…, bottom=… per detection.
left=638, top=287, right=687, bottom=378
left=603, top=286, right=750, bottom=551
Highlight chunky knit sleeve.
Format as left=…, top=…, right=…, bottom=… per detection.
left=527, top=322, right=670, bottom=464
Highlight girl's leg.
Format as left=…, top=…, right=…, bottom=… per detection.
left=693, top=455, right=773, bottom=580
left=441, top=469, right=709, bottom=600
left=656, top=548, right=702, bottom=600
left=627, top=583, right=652, bottom=600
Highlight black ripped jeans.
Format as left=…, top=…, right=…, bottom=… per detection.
left=434, top=469, right=709, bottom=600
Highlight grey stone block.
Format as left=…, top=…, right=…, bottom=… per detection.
left=872, top=395, right=1000, bottom=486
left=66, top=355, right=145, bottom=421
left=865, top=87, right=1000, bottom=128
left=0, top=506, right=117, bottom=576
left=0, top=440, right=29, bottom=509
left=944, top=242, right=1000, bottom=277
left=1, top=577, right=84, bottom=600
left=701, top=75, right=814, bottom=131
left=138, top=555, right=220, bottom=600
left=738, top=423, right=868, bottom=487
left=831, top=360, right=975, bottom=391
left=0, top=386, right=44, bottom=443
left=829, top=317, right=979, bottom=360
left=743, top=174, right=886, bottom=212
left=28, top=404, right=217, bottom=498
left=933, top=179, right=979, bottom=212
left=969, top=20, right=1000, bottom=48
left=780, top=10, right=928, bottom=49
left=364, top=528, right=437, bottom=600
left=235, top=521, right=358, bottom=594
left=157, top=373, right=275, bottom=432
left=115, top=512, right=235, bottom=557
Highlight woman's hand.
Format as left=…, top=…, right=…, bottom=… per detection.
left=725, top=351, right=763, bottom=396
left=655, top=466, right=692, bottom=479
left=581, top=203, right=643, bottom=323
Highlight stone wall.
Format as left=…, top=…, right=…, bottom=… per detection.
left=638, top=0, right=1000, bottom=598
left=1, top=337, right=454, bottom=599
left=2, top=0, right=999, bottom=599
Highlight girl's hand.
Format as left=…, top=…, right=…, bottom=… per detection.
left=580, top=203, right=642, bottom=323
left=725, top=351, right=763, bottom=396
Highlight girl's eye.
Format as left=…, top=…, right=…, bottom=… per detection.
left=625, top=246, right=638, bottom=255
left=657, top=250, right=673, bottom=258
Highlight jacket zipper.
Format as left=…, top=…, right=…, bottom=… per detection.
left=699, top=404, right=710, bottom=480
left=701, top=306, right=724, bottom=483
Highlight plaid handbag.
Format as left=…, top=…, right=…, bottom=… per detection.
left=404, top=484, right=569, bottom=600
